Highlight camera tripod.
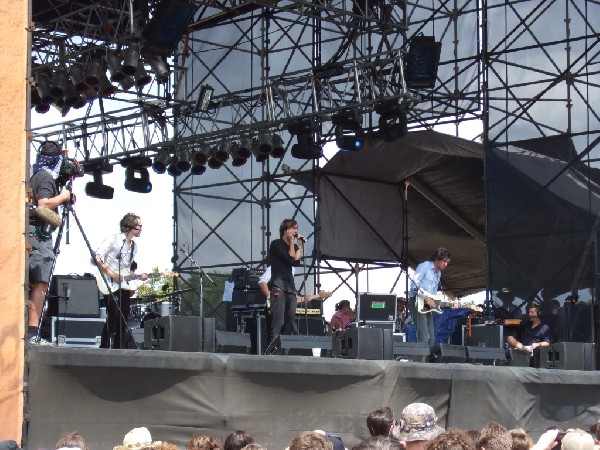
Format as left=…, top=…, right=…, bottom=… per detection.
left=34, top=188, right=134, bottom=349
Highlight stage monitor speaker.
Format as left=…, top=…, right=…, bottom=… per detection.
left=508, top=348, right=531, bottom=367
left=202, top=318, right=216, bottom=352
left=215, top=331, right=251, bottom=354
left=48, top=274, right=99, bottom=318
left=392, top=342, right=430, bottom=362
left=557, top=305, right=593, bottom=343
left=277, top=334, right=333, bottom=356
left=231, top=267, right=261, bottom=290
left=144, top=316, right=202, bottom=352
left=382, top=328, right=393, bottom=360
left=539, top=342, right=587, bottom=370
left=332, top=327, right=383, bottom=360
left=431, top=344, right=467, bottom=363
left=467, top=346, right=508, bottom=366
left=358, top=293, right=396, bottom=322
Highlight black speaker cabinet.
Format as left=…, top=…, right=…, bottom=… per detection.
left=462, top=324, right=504, bottom=348
left=48, top=274, right=99, bottom=317
left=392, top=342, right=430, bottom=362
left=215, top=331, right=252, bottom=353
left=144, top=316, right=202, bottom=352
left=296, top=317, right=326, bottom=336
left=278, top=334, right=333, bottom=356
left=467, top=346, right=508, bottom=366
left=557, top=305, right=593, bottom=342
left=431, top=343, right=467, bottom=363
left=540, top=342, right=588, bottom=370
left=332, top=327, right=383, bottom=360
left=509, top=348, right=531, bottom=367
left=202, top=318, right=216, bottom=352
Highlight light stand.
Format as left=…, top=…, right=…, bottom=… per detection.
left=179, top=245, right=216, bottom=323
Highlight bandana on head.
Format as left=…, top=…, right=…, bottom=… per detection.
left=31, top=153, right=63, bottom=179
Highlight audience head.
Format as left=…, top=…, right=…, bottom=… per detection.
left=397, top=403, right=444, bottom=444
left=508, top=428, right=532, bottom=450
left=352, top=435, right=405, bottom=450
left=560, top=429, right=595, bottom=450
left=367, top=407, right=396, bottom=437
left=424, top=429, right=474, bottom=450
left=56, top=431, right=89, bottom=450
left=224, top=431, right=253, bottom=450
left=288, top=431, right=333, bottom=450
left=475, top=425, right=511, bottom=450
left=114, top=427, right=161, bottom=450
left=590, top=420, right=600, bottom=442
left=241, top=446, right=266, bottom=450
left=187, top=434, right=222, bottom=450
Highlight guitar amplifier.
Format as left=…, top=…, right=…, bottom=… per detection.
left=47, top=274, right=100, bottom=318
left=42, top=316, right=105, bottom=347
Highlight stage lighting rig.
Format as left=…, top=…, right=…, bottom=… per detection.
left=152, top=152, right=170, bottom=174
left=332, top=110, right=364, bottom=151
left=83, top=161, right=114, bottom=199
left=121, top=156, right=153, bottom=193
left=375, top=100, right=407, bottom=142
left=195, top=85, right=214, bottom=112
left=289, top=119, right=322, bottom=160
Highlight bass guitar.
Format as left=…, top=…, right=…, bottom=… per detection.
left=417, top=293, right=482, bottom=314
left=95, top=269, right=178, bottom=295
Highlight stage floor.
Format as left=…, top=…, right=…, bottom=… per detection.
left=25, top=347, right=600, bottom=450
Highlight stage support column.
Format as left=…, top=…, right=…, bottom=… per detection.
left=0, top=0, right=29, bottom=443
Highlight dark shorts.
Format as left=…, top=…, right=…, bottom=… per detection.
left=28, top=225, right=54, bottom=283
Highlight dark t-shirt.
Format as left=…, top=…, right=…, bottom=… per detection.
left=521, top=321, right=553, bottom=346
left=30, top=170, right=58, bottom=226
left=269, top=238, right=299, bottom=293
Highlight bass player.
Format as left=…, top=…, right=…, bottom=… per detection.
left=95, top=212, right=149, bottom=349
left=408, top=247, right=451, bottom=346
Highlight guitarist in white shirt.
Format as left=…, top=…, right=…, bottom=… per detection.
left=408, top=247, right=451, bottom=346
left=95, top=213, right=149, bottom=349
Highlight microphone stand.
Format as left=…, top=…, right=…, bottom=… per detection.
left=114, top=237, right=127, bottom=348
left=179, top=246, right=216, bottom=323
left=299, top=238, right=309, bottom=336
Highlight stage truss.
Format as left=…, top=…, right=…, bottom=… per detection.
left=30, top=0, right=599, bottom=314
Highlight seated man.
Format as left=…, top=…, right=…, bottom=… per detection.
left=506, top=305, right=552, bottom=366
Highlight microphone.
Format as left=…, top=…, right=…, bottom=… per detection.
left=63, top=283, right=70, bottom=301
left=297, top=235, right=307, bottom=242
left=30, top=205, right=62, bottom=228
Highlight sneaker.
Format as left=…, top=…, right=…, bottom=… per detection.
left=28, top=335, right=56, bottom=346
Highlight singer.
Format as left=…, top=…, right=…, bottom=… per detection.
left=267, top=218, right=304, bottom=346
left=27, top=141, right=73, bottom=346
left=95, top=213, right=149, bottom=349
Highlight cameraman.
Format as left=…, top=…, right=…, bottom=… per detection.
left=28, top=141, right=72, bottom=345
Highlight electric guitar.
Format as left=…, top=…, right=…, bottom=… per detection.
left=95, top=269, right=178, bottom=295
left=266, top=291, right=332, bottom=310
left=417, top=293, right=482, bottom=314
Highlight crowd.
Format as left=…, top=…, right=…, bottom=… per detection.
left=3, top=402, right=599, bottom=450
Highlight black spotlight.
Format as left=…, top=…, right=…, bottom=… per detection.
left=191, top=143, right=210, bottom=168
left=289, top=119, right=322, bottom=160
left=258, top=131, right=272, bottom=155
left=251, top=138, right=268, bottom=163
left=35, top=68, right=54, bottom=106
left=152, top=152, right=170, bottom=174
left=213, top=140, right=230, bottom=163
left=237, top=135, right=252, bottom=159
left=84, top=161, right=114, bottom=200
left=229, top=142, right=248, bottom=167
left=405, top=35, right=442, bottom=89
left=121, top=156, right=153, bottom=193
left=375, top=100, right=407, bottom=142
left=176, top=147, right=192, bottom=172
left=270, top=134, right=285, bottom=158
left=332, top=110, right=364, bottom=151
left=147, top=54, right=170, bottom=84
left=167, top=156, right=183, bottom=177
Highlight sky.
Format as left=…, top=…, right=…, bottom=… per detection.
left=32, top=108, right=485, bottom=322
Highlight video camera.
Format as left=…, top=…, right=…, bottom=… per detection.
left=57, top=156, right=84, bottom=187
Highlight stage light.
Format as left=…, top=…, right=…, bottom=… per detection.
left=333, top=110, right=364, bottom=151
left=49, top=67, right=69, bottom=99
left=106, top=50, right=126, bottom=82
left=124, top=166, right=152, bottom=193
left=237, top=135, right=252, bottom=159
left=229, top=142, right=248, bottom=167
left=84, top=56, right=104, bottom=87
left=31, top=89, right=50, bottom=114
left=98, top=72, right=117, bottom=97
left=176, top=147, right=192, bottom=172
left=270, top=134, right=285, bottom=158
left=152, top=152, right=170, bottom=174
left=258, top=131, right=272, bottom=155
left=405, top=35, right=442, bottom=89
left=122, top=44, right=141, bottom=76
left=251, top=138, right=268, bottom=163
left=147, top=54, right=170, bottom=84
left=69, top=63, right=88, bottom=93
left=62, top=78, right=79, bottom=107
left=289, top=119, right=322, bottom=160
left=195, top=85, right=214, bottom=112
left=207, top=149, right=224, bottom=169
left=375, top=100, right=407, bottom=142
left=167, top=156, right=183, bottom=177
left=133, top=63, right=152, bottom=88
left=213, top=140, right=230, bottom=163
left=191, top=142, right=210, bottom=167
left=84, top=162, right=114, bottom=200
left=191, top=164, right=206, bottom=175
left=142, top=0, right=199, bottom=56
left=117, top=75, right=135, bottom=91
left=34, top=68, right=54, bottom=106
